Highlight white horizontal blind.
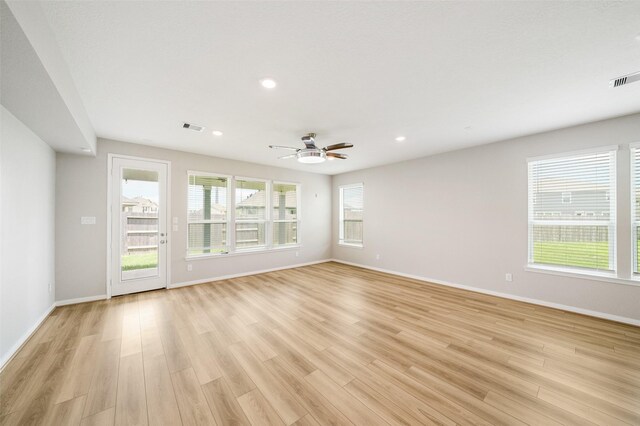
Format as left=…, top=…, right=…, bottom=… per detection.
left=235, top=178, right=268, bottom=249
left=187, top=173, right=230, bottom=255
left=272, top=182, right=299, bottom=247
left=632, top=147, right=640, bottom=274
left=339, top=184, right=364, bottom=246
left=528, top=150, right=616, bottom=272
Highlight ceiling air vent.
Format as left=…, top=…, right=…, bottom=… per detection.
left=182, top=122, right=205, bottom=132
left=610, top=71, right=640, bottom=88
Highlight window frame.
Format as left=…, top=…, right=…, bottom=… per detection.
left=526, top=147, right=617, bottom=275
left=186, top=171, right=232, bottom=258
left=339, top=182, right=364, bottom=248
left=272, top=181, right=302, bottom=248
left=186, top=173, right=301, bottom=259
left=630, top=143, right=640, bottom=276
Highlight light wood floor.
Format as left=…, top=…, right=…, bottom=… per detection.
left=1, top=262, right=639, bottom=425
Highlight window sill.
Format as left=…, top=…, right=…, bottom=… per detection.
left=524, top=264, right=640, bottom=287
left=338, top=242, right=364, bottom=249
left=186, top=244, right=301, bottom=261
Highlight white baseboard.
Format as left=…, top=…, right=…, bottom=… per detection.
left=56, top=294, right=107, bottom=306
left=330, top=259, right=640, bottom=327
left=0, top=303, right=56, bottom=371
left=170, top=259, right=332, bottom=289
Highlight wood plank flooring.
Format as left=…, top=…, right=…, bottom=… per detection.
left=1, top=261, right=639, bottom=425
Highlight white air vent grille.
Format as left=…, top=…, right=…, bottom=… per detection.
left=610, top=71, right=640, bottom=88
left=182, top=122, right=205, bottom=132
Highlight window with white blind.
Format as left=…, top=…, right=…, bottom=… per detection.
left=528, top=149, right=616, bottom=273
left=187, top=173, right=230, bottom=256
left=339, top=183, right=364, bottom=247
left=272, top=182, right=299, bottom=247
left=235, top=178, right=268, bottom=250
left=632, top=146, right=640, bottom=274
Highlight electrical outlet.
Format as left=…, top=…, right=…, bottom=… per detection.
left=505, top=273, right=513, bottom=282
left=187, top=264, right=193, bottom=272
left=295, top=251, right=299, bottom=257
left=376, top=254, right=380, bottom=260
left=48, top=283, right=52, bottom=293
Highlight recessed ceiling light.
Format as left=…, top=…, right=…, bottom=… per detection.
left=212, top=130, right=223, bottom=136
left=395, top=136, right=406, bottom=142
left=80, top=147, right=91, bottom=152
left=260, top=78, right=277, bottom=89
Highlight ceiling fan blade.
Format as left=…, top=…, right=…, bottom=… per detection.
left=269, top=145, right=299, bottom=151
left=278, top=154, right=297, bottom=160
left=326, top=153, right=348, bottom=159
left=324, top=143, right=354, bottom=151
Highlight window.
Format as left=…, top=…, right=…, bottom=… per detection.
left=235, top=178, right=268, bottom=250
left=339, top=183, right=364, bottom=247
left=528, top=149, right=616, bottom=273
left=188, top=173, right=230, bottom=255
left=187, top=173, right=302, bottom=257
left=272, top=182, right=299, bottom=247
left=632, top=146, right=640, bottom=274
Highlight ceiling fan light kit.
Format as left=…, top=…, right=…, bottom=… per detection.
left=269, top=133, right=354, bottom=164
left=297, top=148, right=327, bottom=164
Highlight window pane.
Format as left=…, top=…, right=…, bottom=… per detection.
left=236, top=179, right=266, bottom=220
left=532, top=224, right=610, bottom=270
left=343, top=220, right=363, bottom=244
left=528, top=150, right=615, bottom=272
left=530, top=153, right=613, bottom=222
left=187, top=174, right=229, bottom=254
left=188, top=223, right=228, bottom=255
left=273, top=183, right=297, bottom=220
left=340, top=185, right=363, bottom=245
left=273, top=222, right=297, bottom=246
left=236, top=222, right=266, bottom=249
left=633, top=148, right=640, bottom=273
left=188, top=175, right=228, bottom=222
left=121, top=168, right=159, bottom=279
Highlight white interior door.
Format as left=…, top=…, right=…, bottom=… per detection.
left=110, top=157, right=168, bottom=296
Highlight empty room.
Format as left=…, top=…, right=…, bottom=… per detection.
left=1, top=1, right=640, bottom=425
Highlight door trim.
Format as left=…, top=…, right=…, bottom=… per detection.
left=106, top=153, right=172, bottom=299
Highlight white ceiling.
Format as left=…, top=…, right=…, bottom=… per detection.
left=40, top=1, right=640, bottom=174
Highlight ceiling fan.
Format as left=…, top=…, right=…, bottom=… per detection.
left=269, top=133, right=353, bottom=164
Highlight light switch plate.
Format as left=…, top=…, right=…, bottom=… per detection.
left=81, top=216, right=96, bottom=225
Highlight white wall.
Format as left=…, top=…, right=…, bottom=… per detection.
left=332, top=113, right=640, bottom=322
left=55, top=138, right=332, bottom=301
left=0, top=106, right=56, bottom=366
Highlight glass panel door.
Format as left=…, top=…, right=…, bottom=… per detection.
left=110, top=157, right=168, bottom=296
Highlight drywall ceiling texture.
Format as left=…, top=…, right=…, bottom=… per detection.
left=332, top=113, right=640, bottom=321
left=55, top=139, right=332, bottom=302
left=40, top=1, right=640, bottom=174
left=0, top=106, right=56, bottom=366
